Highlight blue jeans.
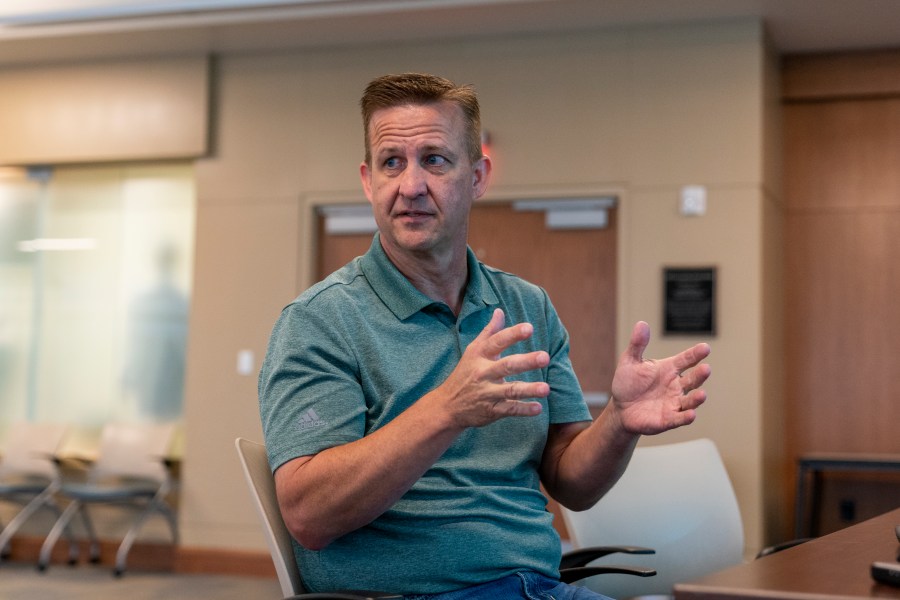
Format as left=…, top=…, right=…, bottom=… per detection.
left=403, top=571, right=614, bottom=600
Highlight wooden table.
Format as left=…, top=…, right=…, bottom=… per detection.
left=674, top=507, right=900, bottom=600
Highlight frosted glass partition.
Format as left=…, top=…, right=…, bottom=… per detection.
left=0, top=163, right=194, bottom=426
left=0, top=168, right=40, bottom=425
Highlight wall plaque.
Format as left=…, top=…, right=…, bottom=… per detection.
left=663, top=267, right=716, bottom=335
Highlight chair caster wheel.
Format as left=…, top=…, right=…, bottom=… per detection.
left=113, top=568, right=124, bottom=577
left=37, top=563, right=47, bottom=573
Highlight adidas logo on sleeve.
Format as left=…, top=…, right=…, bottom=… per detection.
left=295, top=408, right=326, bottom=431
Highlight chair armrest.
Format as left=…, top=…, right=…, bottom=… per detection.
left=559, top=564, right=657, bottom=584
left=51, top=454, right=92, bottom=483
left=559, top=545, right=655, bottom=569
left=51, top=454, right=93, bottom=470
left=755, top=537, right=813, bottom=559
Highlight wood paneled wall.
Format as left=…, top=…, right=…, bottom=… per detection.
left=783, top=50, right=900, bottom=534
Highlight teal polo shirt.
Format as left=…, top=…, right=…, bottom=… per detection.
left=258, top=233, right=591, bottom=594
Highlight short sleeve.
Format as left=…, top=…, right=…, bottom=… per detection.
left=258, top=301, right=368, bottom=471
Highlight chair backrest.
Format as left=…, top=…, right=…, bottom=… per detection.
left=561, top=438, right=744, bottom=599
left=90, top=422, right=176, bottom=483
left=235, top=437, right=303, bottom=597
left=0, top=422, right=69, bottom=480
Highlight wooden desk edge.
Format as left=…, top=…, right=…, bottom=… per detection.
left=674, top=582, right=870, bottom=600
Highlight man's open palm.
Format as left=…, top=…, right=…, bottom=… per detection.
left=610, top=321, right=711, bottom=434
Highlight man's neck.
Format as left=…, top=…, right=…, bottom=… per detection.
left=381, top=242, right=469, bottom=316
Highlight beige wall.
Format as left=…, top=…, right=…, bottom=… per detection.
left=183, top=17, right=783, bottom=558
left=0, top=56, right=208, bottom=165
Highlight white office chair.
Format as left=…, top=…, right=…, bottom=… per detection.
left=0, top=422, right=77, bottom=562
left=561, top=438, right=744, bottom=600
left=37, top=422, right=179, bottom=576
left=235, top=437, right=404, bottom=599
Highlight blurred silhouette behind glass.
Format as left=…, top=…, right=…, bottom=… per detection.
left=0, top=163, right=195, bottom=426
left=122, top=242, right=189, bottom=422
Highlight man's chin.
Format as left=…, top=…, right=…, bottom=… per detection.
left=385, top=235, right=453, bottom=260
left=392, top=229, right=438, bottom=250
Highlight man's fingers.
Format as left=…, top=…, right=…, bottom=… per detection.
left=493, top=399, right=544, bottom=418
left=673, top=342, right=712, bottom=374
left=495, top=351, right=550, bottom=378
left=680, top=388, right=707, bottom=411
left=477, top=308, right=506, bottom=339
left=471, top=308, right=507, bottom=351
left=678, top=362, right=712, bottom=392
left=501, top=379, right=550, bottom=400
left=475, top=308, right=538, bottom=358
left=669, top=409, right=697, bottom=429
left=624, top=321, right=651, bottom=363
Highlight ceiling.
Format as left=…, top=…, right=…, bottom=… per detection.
left=1, top=0, right=899, bottom=67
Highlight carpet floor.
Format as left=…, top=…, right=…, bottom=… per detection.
left=0, top=561, right=283, bottom=599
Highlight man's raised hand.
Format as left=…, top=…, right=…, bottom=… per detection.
left=436, top=308, right=549, bottom=429
left=609, top=321, right=711, bottom=435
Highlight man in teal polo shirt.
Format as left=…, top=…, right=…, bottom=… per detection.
left=258, top=73, right=712, bottom=599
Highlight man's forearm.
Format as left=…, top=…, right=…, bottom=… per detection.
left=541, top=409, right=640, bottom=511
left=274, top=390, right=463, bottom=550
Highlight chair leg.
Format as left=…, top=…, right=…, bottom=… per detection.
left=0, top=516, right=8, bottom=559
left=0, top=495, right=44, bottom=560
left=47, top=499, right=82, bottom=566
left=0, top=489, right=52, bottom=556
left=40, top=496, right=81, bottom=565
left=158, top=501, right=180, bottom=545
left=113, top=500, right=179, bottom=577
left=0, top=491, right=81, bottom=566
left=113, top=500, right=178, bottom=577
left=113, top=504, right=154, bottom=576
left=38, top=500, right=81, bottom=572
left=76, top=505, right=101, bottom=564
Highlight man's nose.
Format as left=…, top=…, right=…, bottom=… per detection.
left=398, top=163, right=427, bottom=199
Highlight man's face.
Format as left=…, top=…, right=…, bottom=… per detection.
left=360, top=101, right=491, bottom=263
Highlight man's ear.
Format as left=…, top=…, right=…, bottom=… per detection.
left=359, top=161, right=374, bottom=203
left=472, top=155, right=492, bottom=200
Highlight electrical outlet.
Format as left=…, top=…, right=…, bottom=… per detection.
left=839, top=499, right=856, bottom=522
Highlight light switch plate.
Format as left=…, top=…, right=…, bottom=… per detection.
left=680, top=185, right=707, bottom=216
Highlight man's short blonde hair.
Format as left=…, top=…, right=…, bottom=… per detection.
left=360, top=72, right=483, bottom=166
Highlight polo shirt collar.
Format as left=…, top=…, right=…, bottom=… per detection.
left=360, top=233, right=499, bottom=321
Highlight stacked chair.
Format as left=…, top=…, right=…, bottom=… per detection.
left=0, top=422, right=76, bottom=563
left=36, top=421, right=179, bottom=576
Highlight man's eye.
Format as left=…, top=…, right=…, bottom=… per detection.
left=384, top=157, right=401, bottom=169
left=424, top=155, right=447, bottom=167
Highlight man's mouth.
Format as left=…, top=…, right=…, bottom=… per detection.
left=396, top=210, right=433, bottom=220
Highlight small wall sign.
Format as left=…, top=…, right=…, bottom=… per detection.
left=663, top=267, right=716, bottom=336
